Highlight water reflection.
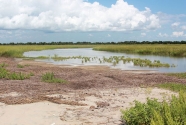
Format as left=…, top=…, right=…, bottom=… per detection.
left=23, top=48, right=186, bottom=73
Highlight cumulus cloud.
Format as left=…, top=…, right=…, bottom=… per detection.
left=158, top=33, right=168, bottom=37
left=172, top=31, right=185, bottom=37
left=0, top=0, right=160, bottom=32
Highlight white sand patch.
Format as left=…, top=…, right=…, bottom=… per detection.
left=0, top=88, right=177, bottom=125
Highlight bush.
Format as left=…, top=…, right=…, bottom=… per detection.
left=121, top=92, right=186, bottom=125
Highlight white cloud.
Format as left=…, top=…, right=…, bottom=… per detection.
left=158, top=33, right=168, bottom=37
left=0, top=0, right=160, bottom=32
left=172, top=31, right=185, bottom=37
left=171, top=22, right=180, bottom=27
left=182, top=26, right=186, bottom=30
left=107, top=34, right=111, bottom=37
left=141, top=33, right=146, bottom=36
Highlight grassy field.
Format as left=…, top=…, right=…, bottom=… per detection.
left=0, top=45, right=96, bottom=57
left=1, top=44, right=186, bottom=58
left=93, top=44, right=186, bottom=57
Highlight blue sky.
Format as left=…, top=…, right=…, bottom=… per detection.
left=0, top=0, right=186, bottom=43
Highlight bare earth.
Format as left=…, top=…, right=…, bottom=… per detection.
left=0, top=57, right=185, bottom=125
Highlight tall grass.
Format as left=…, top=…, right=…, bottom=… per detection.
left=0, top=45, right=95, bottom=57
left=93, top=44, right=186, bottom=57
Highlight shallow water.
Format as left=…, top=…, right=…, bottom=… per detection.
left=23, top=48, right=186, bottom=73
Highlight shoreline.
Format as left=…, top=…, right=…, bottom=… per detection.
left=0, top=57, right=185, bottom=125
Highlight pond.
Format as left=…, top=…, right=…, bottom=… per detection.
left=23, top=48, right=186, bottom=73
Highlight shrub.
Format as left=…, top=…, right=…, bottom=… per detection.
left=121, top=92, right=186, bottom=125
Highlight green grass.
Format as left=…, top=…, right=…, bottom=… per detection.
left=0, top=63, right=33, bottom=80
left=93, top=44, right=186, bottom=57
left=0, top=45, right=96, bottom=58
left=1, top=44, right=186, bottom=58
left=42, top=72, right=67, bottom=83
left=157, top=83, right=186, bottom=92
left=167, top=73, right=186, bottom=79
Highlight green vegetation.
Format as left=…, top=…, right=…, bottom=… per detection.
left=0, top=63, right=33, bottom=80
left=121, top=91, right=186, bottom=125
left=167, top=73, right=186, bottom=79
left=1, top=44, right=186, bottom=58
left=0, top=68, right=32, bottom=80
left=122, top=83, right=186, bottom=125
left=34, top=55, right=173, bottom=68
left=157, top=83, right=186, bottom=92
left=0, top=45, right=95, bottom=58
left=93, top=44, right=186, bottom=57
left=42, top=72, right=67, bottom=83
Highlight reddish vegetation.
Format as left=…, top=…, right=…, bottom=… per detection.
left=0, top=57, right=185, bottom=105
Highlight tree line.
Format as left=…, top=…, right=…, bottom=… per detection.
left=0, top=41, right=186, bottom=45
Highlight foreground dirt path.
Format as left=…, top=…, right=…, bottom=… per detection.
left=0, top=57, right=185, bottom=125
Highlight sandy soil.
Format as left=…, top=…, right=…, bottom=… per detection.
left=0, top=57, right=185, bottom=125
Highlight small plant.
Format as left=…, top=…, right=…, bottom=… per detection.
left=42, top=72, right=67, bottom=83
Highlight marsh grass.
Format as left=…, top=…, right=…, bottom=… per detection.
left=42, top=72, right=67, bottom=83
left=93, top=44, right=186, bottom=57
left=0, top=45, right=95, bottom=58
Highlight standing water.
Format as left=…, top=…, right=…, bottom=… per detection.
left=23, top=48, right=186, bottom=73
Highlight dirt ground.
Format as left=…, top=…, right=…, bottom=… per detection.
left=0, top=57, right=185, bottom=125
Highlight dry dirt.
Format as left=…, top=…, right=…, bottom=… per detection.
left=0, top=57, right=185, bottom=125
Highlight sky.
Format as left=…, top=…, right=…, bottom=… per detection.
left=0, top=0, right=186, bottom=43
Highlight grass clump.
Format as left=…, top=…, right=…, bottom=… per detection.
left=7, top=72, right=31, bottom=80
left=121, top=91, right=186, bottom=125
left=42, top=72, right=67, bottom=83
left=0, top=65, right=32, bottom=80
